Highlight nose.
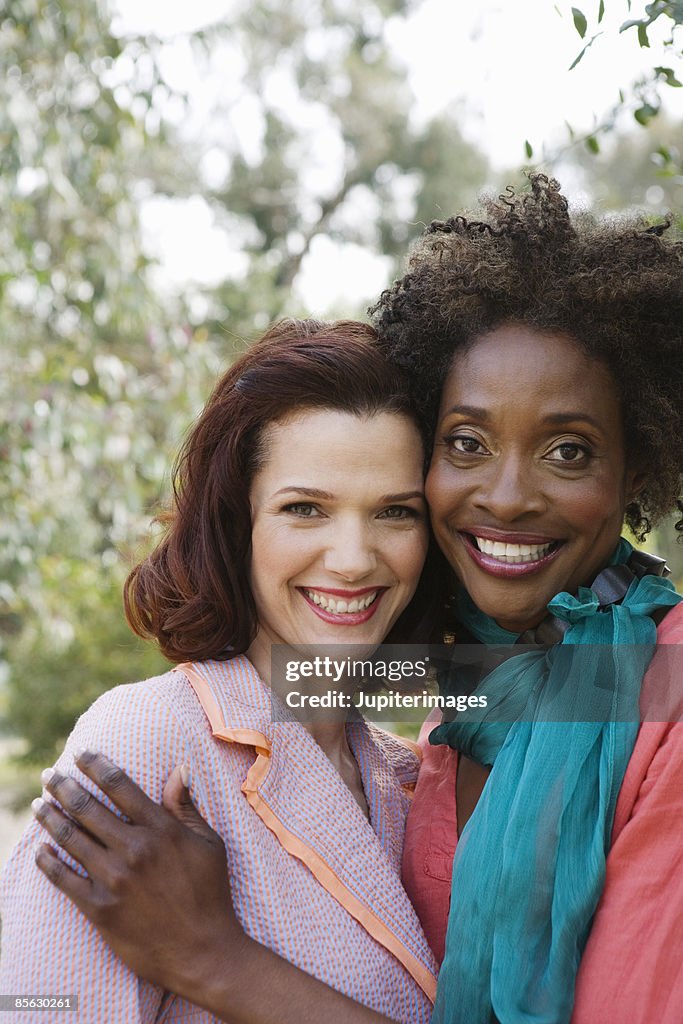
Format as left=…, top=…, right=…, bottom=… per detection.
left=473, top=454, right=546, bottom=521
left=323, top=515, right=377, bottom=581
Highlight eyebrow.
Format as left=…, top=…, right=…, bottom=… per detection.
left=379, top=490, right=426, bottom=503
left=272, top=487, right=425, bottom=502
left=273, top=487, right=334, bottom=499
left=541, top=412, right=604, bottom=431
left=443, top=405, right=604, bottom=431
left=443, top=404, right=489, bottom=419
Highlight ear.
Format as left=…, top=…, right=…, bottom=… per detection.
left=625, top=465, right=647, bottom=503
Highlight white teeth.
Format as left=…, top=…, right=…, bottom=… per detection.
left=304, top=590, right=378, bottom=613
left=474, top=536, right=555, bottom=563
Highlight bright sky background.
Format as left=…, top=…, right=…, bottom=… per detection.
left=113, top=0, right=683, bottom=312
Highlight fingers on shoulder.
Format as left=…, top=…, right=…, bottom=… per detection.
left=52, top=678, right=193, bottom=822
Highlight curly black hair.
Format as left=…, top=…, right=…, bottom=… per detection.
left=370, top=174, right=683, bottom=539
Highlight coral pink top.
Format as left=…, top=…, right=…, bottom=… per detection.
left=402, top=602, right=683, bottom=1023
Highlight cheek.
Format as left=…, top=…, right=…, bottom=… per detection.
left=552, top=472, right=627, bottom=536
left=249, top=523, right=273, bottom=585
left=250, top=522, right=308, bottom=590
left=391, top=526, right=430, bottom=589
left=425, top=461, right=464, bottom=526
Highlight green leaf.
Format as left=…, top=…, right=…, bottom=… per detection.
left=586, top=134, right=600, bottom=153
left=524, top=139, right=533, bottom=159
left=634, top=102, right=658, bottom=125
left=638, top=22, right=650, bottom=46
left=568, top=31, right=602, bottom=69
left=654, top=65, right=683, bottom=87
left=570, top=44, right=588, bottom=69
left=598, top=0, right=605, bottom=22
left=572, top=7, right=588, bottom=37
left=659, top=0, right=683, bottom=26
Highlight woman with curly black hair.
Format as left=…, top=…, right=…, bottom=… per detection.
left=374, top=174, right=683, bottom=1024
left=372, top=173, right=683, bottom=543
left=24, top=176, right=683, bottom=1024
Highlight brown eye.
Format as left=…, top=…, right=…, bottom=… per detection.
left=445, top=434, right=488, bottom=455
left=547, top=442, right=589, bottom=463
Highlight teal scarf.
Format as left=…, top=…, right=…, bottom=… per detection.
left=430, top=539, right=681, bottom=1024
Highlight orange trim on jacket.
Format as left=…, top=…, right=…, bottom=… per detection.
left=179, top=662, right=271, bottom=756
left=180, top=658, right=438, bottom=1003
left=242, top=752, right=437, bottom=1002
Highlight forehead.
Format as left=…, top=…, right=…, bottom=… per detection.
left=253, top=409, right=424, bottom=490
left=442, top=325, right=621, bottom=423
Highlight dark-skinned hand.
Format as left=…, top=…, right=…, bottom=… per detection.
left=32, top=751, right=397, bottom=1024
left=32, top=751, right=245, bottom=1000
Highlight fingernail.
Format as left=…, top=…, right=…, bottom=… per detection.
left=41, top=768, right=55, bottom=786
left=179, top=764, right=190, bottom=788
left=31, top=797, right=45, bottom=816
left=73, top=746, right=87, bottom=761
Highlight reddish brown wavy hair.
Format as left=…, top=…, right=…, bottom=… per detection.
left=124, top=319, right=443, bottom=662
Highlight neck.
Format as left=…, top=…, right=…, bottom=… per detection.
left=246, top=635, right=368, bottom=817
left=246, top=630, right=275, bottom=686
left=305, top=719, right=368, bottom=820
left=304, top=720, right=352, bottom=764
left=246, top=635, right=351, bottom=759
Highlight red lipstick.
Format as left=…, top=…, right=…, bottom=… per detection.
left=298, top=587, right=386, bottom=625
left=460, top=532, right=563, bottom=578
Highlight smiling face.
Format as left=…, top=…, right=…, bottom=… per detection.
left=246, top=409, right=428, bottom=680
left=426, top=324, right=642, bottom=634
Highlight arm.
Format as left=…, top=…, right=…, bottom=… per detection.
left=34, top=751, right=395, bottom=1024
left=572, top=722, right=683, bottom=1024
left=0, top=686, right=182, bottom=1024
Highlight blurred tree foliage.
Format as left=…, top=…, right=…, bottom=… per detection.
left=562, top=114, right=683, bottom=588
left=563, top=1, right=683, bottom=161
left=186, top=0, right=489, bottom=331
left=1, top=0, right=491, bottom=767
left=0, top=0, right=227, bottom=764
left=564, top=113, right=683, bottom=211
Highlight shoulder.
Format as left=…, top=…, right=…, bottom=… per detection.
left=174, top=655, right=270, bottom=709
left=615, top=662, right=683, bottom=837
left=634, top=600, right=683, bottom=728
left=71, top=667, right=204, bottom=741
left=656, top=598, right=683, bottom=642
left=53, top=670, right=200, bottom=800
left=76, top=655, right=269, bottom=737
left=40, top=662, right=266, bottom=830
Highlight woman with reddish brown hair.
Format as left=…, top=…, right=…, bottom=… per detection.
left=0, top=318, right=442, bottom=1023
left=122, top=317, right=438, bottom=663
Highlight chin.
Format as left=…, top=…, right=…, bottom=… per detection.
left=467, top=584, right=551, bottom=635
left=497, top=612, right=546, bottom=634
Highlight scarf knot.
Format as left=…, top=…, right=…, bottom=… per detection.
left=548, top=586, right=600, bottom=624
